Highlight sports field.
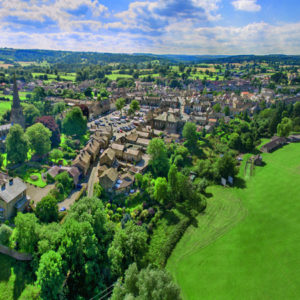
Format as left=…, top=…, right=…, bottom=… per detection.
left=167, top=143, right=300, bottom=300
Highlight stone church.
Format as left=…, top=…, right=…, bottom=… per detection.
left=10, top=77, right=25, bottom=128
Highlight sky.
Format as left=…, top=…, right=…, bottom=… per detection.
left=0, top=0, right=300, bottom=55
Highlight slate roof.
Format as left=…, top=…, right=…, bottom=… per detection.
left=0, top=177, right=27, bottom=204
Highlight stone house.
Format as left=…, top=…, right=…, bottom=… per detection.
left=72, top=150, right=92, bottom=176
left=111, top=143, right=125, bottom=159
left=99, top=168, right=118, bottom=192
left=0, top=176, right=27, bottom=220
left=123, top=148, right=142, bottom=163
left=100, top=148, right=116, bottom=167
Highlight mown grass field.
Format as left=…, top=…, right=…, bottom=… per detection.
left=0, top=254, right=34, bottom=300
left=167, top=143, right=300, bottom=300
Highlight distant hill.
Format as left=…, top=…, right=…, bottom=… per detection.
left=0, top=48, right=299, bottom=65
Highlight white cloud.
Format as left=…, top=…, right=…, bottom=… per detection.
left=232, top=0, right=261, bottom=12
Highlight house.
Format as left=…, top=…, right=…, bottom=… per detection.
left=99, top=168, right=118, bottom=192
left=125, top=132, right=139, bottom=144
left=153, top=111, right=181, bottom=133
left=115, top=173, right=135, bottom=194
left=260, top=136, right=286, bottom=153
left=83, top=139, right=101, bottom=161
left=100, top=148, right=116, bottom=167
left=0, top=176, right=27, bottom=220
left=123, top=148, right=142, bottom=163
left=111, top=143, right=125, bottom=159
left=72, top=150, right=92, bottom=176
left=98, top=165, right=108, bottom=177
left=136, top=138, right=150, bottom=149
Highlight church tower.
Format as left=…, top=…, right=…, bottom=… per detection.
left=10, top=76, right=25, bottom=128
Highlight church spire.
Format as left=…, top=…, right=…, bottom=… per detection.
left=10, top=74, right=25, bottom=128
left=12, top=75, right=21, bottom=109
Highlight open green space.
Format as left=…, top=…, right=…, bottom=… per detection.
left=0, top=102, right=11, bottom=116
left=167, top=143, right=300, bottom=300
left=105, top=73, right=133, bottom=80
left=0, top=254, right=35, bottom=300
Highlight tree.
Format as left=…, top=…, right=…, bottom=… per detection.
left=36, top=251, right=64, bottom=300
left=0, top=224, right=13, bottom=246
left=6, top=124, right=29, bottom=164
left=111, top=263, right=181, bottom=300
left=36, top=116, right=61, bottom=147
left=182, top=122, right=198, bottom=151
left=147, top=138, right=169, bottom=177
left=26, top=123, right=52, bottom=156
left=129, top=100, right=140, bottom=114
left=277, top=117, right=292, bottom=137
left=23, top=104, right=40, bottom=126
left=84, top=87, right=93, bottom=98
left=213, top=103, right=221, bottom=113
left=53, top=102, right=66, bottom=115
left=49, top=149, right=63, bottom=162
left=108, top=221, right=148, bottom=277
left=115, top=98, right=126, bottom=116
left=32, top=87, right=46, bottom=101
left=75, top=104, right=89, bottom=119
left=294, top=102, right=300, bottom=118
left=228, top=132, right=242, bottom=151
left=13, top=213, right=39, bottom=254
left=154, top=177, right=169, bottom=206
left=215, top=153, right=238, bottom=180
left=63, top=107, right=87, bottom=138
left=168, top=164, right=179, bottom=202
left=55, top=171, right=74, bottom=194
left=224, top=106, right=230, bottom=116
left=36, top=195, right=59, bottom=223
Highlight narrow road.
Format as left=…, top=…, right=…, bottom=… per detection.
left=87, top=161, right=99, bottom=197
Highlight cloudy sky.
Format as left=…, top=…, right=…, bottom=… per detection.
left=0, top=0, right=299, bottom=54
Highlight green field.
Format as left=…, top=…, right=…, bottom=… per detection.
left=167, top=143, right=300, bottom=300
left=0, top=254, right=35, bottom=300
left=105, top=73, right=133, bottom=80
left=0, top=102, right=11, bottom=116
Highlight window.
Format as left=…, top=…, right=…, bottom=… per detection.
left=0, top=207, right=4, bottom=219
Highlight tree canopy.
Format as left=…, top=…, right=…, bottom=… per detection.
left=63, top=107, right=87, bottom=138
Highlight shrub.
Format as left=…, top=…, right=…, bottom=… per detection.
left=0, top=224, right=13, bottom=246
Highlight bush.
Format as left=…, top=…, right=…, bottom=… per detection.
left=0, top=224, right=13, bottom=246
left=46, top=172, right=55, bottom=184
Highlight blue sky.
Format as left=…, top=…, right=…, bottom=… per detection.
left=0, top=0, right=299, bottom=54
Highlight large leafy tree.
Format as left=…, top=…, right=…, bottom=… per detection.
left=129, top=100, right=140, bottom=114
left=36, top=195, right=58, bottom=223
left=62, top=107, right=87, bottom=138
left=108, top=221, right=148, bottom=277
left=182, top=122, right=198, bottom=151
left=23, top=104, right=40, bottom=127
left=13, top=213, right=39, bottom=254
left=147, top=138, right=169, bottom=177
left=277, top=117, right=292, bottom=137
left=36, top=116, right=61, bottom=147
left=154, top=177, right=169, bottom=206
left=36, top=251, right=64, bottom=300
left=115, top=97, right=126, bottom=115
left=111, top=263, right=181, bottom=300
left=0, top=224, right=13, bottom=246
left=6, top=124, right=29, bottom=164
left=26, top=123, right=52, bottom=156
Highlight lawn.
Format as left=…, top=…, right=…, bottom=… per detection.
left=167, top=142, right=300, bottom=300
left=0, top=254, right=35, bottom=300
left=105, top=74, right=133, bottom=80
left=0, top=102, right=11, bottom=116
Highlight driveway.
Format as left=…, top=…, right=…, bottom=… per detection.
left=58, top=184, right=87, bottom=210
left=27, top=183, right=55, bottom=206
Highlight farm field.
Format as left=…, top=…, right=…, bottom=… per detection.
left=167, top=143, right=300, bottom=300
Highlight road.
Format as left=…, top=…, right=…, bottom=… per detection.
left=87, top=161, right=99, bottom=197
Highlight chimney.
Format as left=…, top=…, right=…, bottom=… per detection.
left=9, top=178, right=13, bottom=186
